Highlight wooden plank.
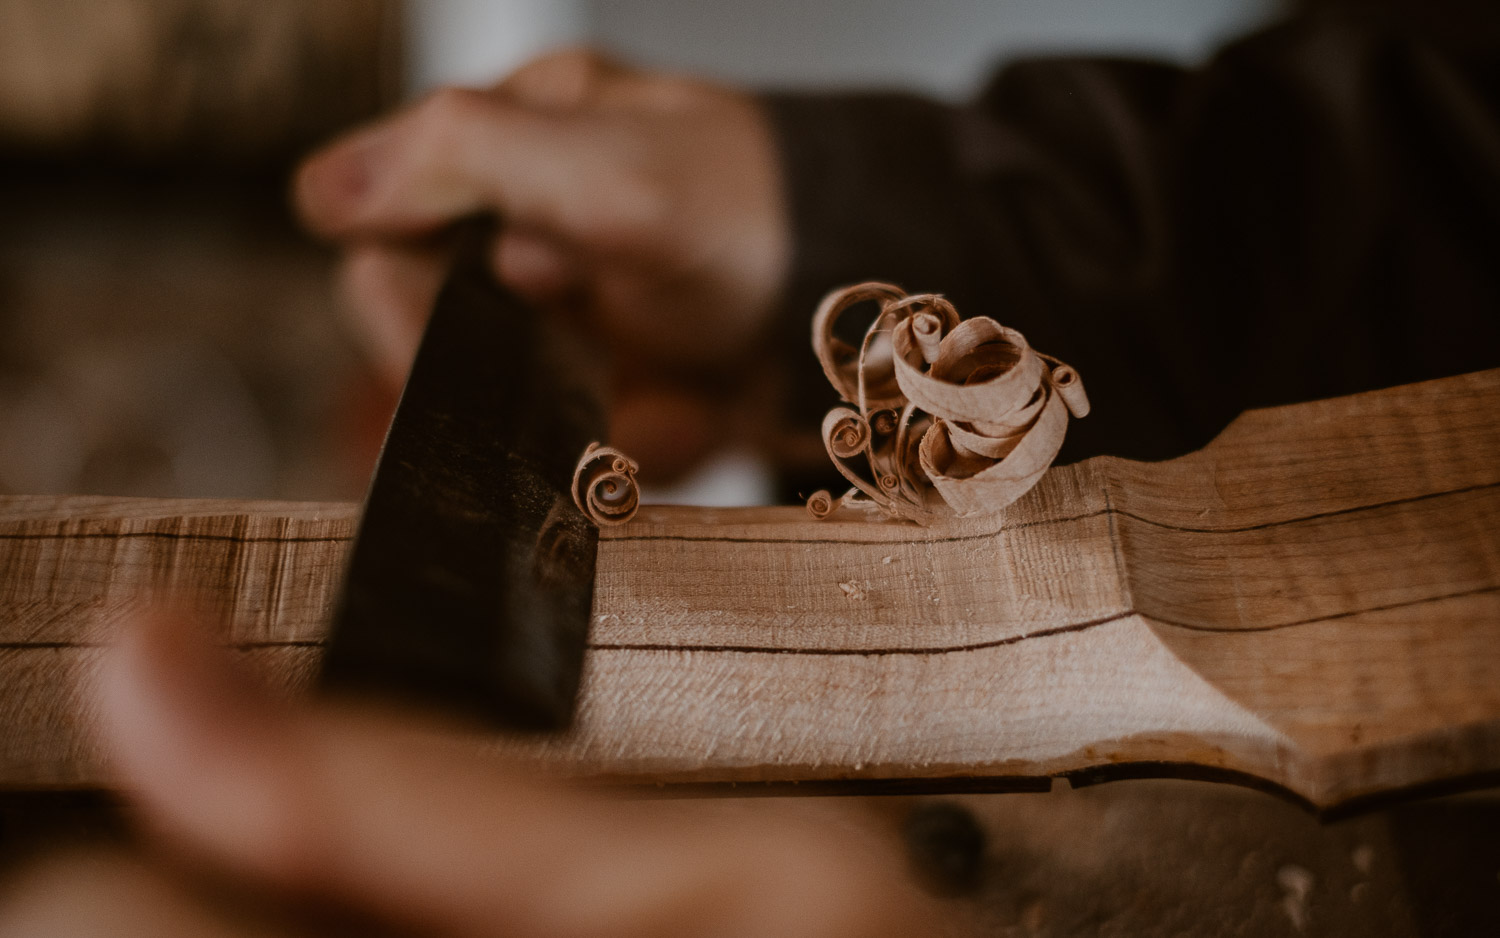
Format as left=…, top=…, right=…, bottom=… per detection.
left=2, top=371, right=1498, bottom=811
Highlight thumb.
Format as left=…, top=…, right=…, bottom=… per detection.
left=294, top=87, right=656, bottom=245
left=92, top=607, right=950, bottom=938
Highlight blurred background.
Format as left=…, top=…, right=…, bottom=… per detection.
left=0, top=0, right=1275, bottom=504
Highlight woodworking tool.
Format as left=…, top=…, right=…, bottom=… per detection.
left=319, top=221, right=604, bottom=730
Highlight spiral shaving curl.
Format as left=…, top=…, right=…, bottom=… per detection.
left=807, top=283, right=1089, bottom=523
left=805, top=489, right=837, bottom=520
left=572, top=442, right=641, bottom=526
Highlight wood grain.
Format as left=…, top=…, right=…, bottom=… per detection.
left=2, top=371, right=1498, bottom=811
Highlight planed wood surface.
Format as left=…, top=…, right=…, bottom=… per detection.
left=2, top=371, right=1498, bottom=812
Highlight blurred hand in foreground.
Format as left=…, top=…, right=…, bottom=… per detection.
left=0, top=607, right=946, bottom=937
left=296, top=49, right=791, bottom=479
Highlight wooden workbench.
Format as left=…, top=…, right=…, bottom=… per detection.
left=2, top=370, right=1497, bottom=814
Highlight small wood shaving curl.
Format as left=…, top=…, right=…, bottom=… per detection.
left=805, top=489, right=837, bottom=520
left=572, top=442, right=640, bottom=526
left=808, top=282, right=1088, bottom=523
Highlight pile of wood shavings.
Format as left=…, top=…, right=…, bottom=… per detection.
left=806, top=282, right=1088, bottom=524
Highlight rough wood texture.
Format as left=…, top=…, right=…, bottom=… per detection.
left=2, top=371, right=1498, bottom=811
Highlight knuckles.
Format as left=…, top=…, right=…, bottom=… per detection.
left=506, top=46, right=621, bottom=108
left=413, top=86, right=499, bottom=137
left=344, top=67, right=729, bottom=254
left=583, top=165, right=676, bottom=249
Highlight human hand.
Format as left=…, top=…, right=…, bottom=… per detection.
left=295, top=49, right=792, bottom=478
left=0, top=607, right=947, bottom=937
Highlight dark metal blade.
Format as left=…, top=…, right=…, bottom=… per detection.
left=320, top=226, right=604, bottom=732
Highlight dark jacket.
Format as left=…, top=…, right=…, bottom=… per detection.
left=765, top=1, right=1500, bottom=466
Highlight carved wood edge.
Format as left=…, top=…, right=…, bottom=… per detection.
left=2, top=370, right=1498, bottom=813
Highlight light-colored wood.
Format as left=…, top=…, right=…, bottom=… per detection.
left=808, top=283, right=1091, bottom=523
left=2, top=371, right=1498, bottom=811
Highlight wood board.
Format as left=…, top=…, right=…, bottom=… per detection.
left=2, top=370, right=1498, bottom=813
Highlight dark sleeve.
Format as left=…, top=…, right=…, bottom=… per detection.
left=761, top=3, right=1500, bottom=466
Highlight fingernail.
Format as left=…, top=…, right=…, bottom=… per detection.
left=297, top=131, right=384, bottom=230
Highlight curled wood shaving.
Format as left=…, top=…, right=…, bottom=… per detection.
left=572, top=442, right=640, bottom=526
left=808, top=282, right=1088, bottom=523
left=805, top=489, right=837, bottom=520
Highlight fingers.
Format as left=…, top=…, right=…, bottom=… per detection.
left=94, top=605, right=546, bottom=928
left=0, top=851, right=270, bottom=938
left=94, top=606, right=312, bottom=877
left=490, top=227, right=585, bottom=304
left=494, top=47, right=676, bottom=115
left=333, top=230, right=596, bottom=386
left=94, top=608, right=947, bottom=938
left=338, top=243, right=446, bottom=385
left=496, top=47, right=626, bottom=112
left=295, top=86, right=658, bottom=246
left=338, top=234, right=582, bottom=387
left=292, top=47, right=643, bottom=241
left=294, top=46, right=789, bottom=385
left=295, top=87, right=513, bottom=237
